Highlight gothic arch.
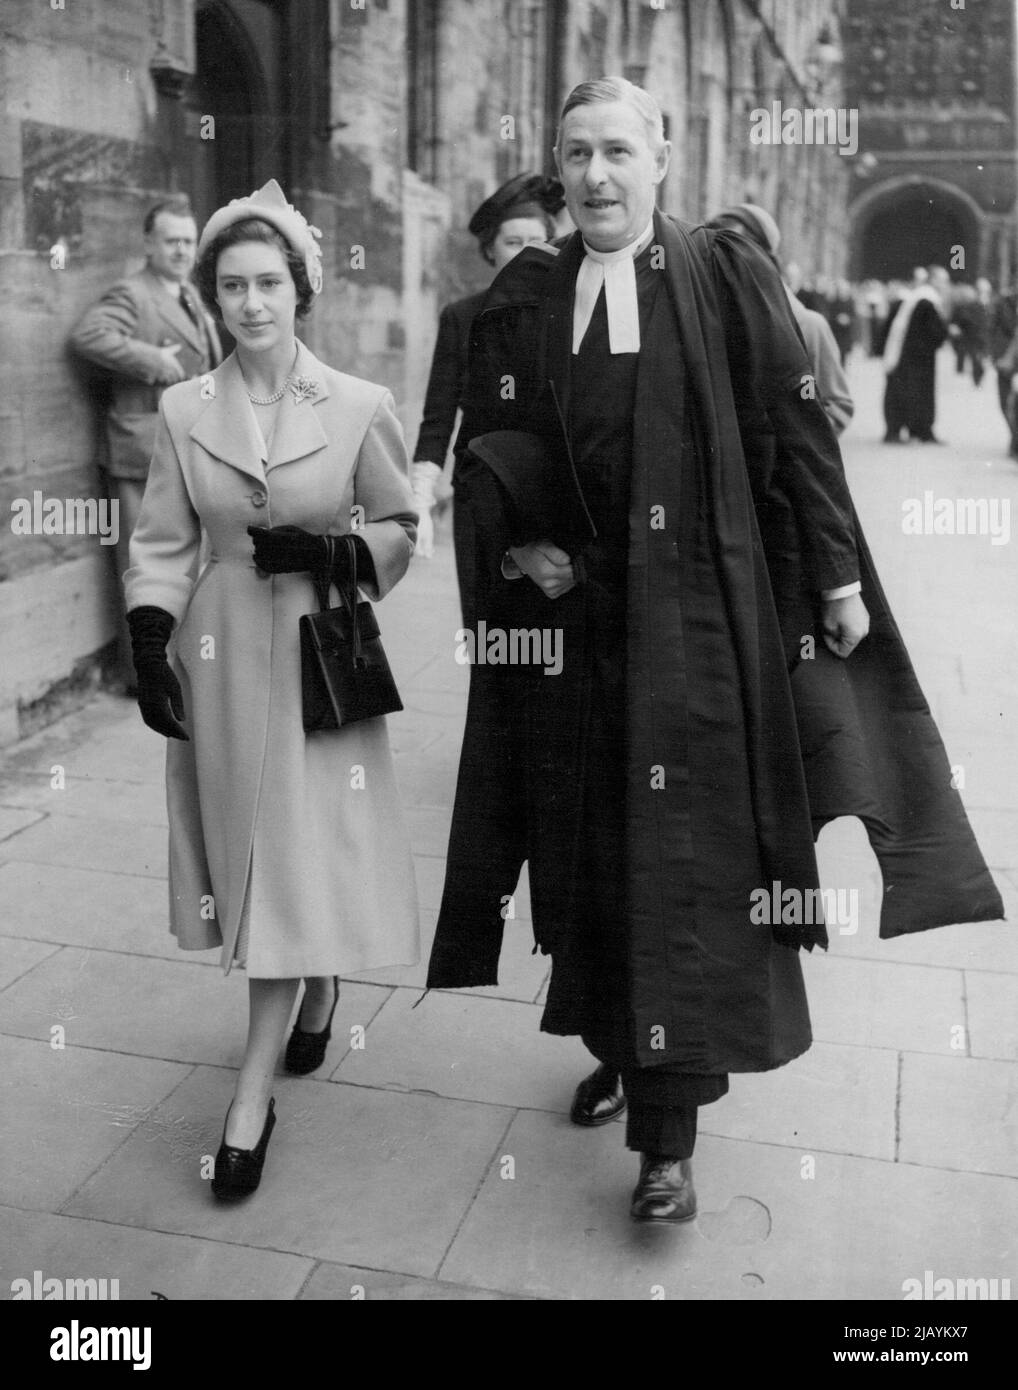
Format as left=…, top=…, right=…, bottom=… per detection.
left=849, top=175, right=986, bottom=280
left=187, top=1, right=287, bottom=221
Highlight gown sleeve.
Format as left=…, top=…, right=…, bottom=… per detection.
left=707, top=228, right=860, bottom=593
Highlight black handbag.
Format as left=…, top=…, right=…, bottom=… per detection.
left=299, top=534, right=403, bottom=732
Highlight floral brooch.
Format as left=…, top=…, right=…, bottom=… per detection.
left=288, top=375, right=320, bottom=405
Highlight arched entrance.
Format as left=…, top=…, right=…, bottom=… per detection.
left=850, top=177, right=984, bottom=281
left=185, top=0, right=288, bottom=224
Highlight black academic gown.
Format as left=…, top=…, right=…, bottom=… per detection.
left=883, top=298, right=949, bottom=439
left=427, top=214, right=1003, bottom=1078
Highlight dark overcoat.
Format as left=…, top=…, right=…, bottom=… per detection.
left=427, top=214, right=1003, bottom=1073
left=413, top=290, right=488, bottom=466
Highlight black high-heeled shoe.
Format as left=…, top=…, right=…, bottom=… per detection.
left=284, top=976, right=340, bottom=1075
left=211, top=1097, right=276, bottom=1201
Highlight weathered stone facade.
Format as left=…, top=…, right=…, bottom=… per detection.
left=0, top=0, right=850, bottom=742
left=844, top=0, right=1015, bottom=282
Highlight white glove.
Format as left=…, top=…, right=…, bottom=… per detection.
left=411, top=460, right=441, bottom=559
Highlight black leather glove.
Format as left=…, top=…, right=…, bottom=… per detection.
left=247, top=525, right=330, bottom=575
left=126, top=606, right=189, bottom=742
left=248, top=525, right=377, bottom=588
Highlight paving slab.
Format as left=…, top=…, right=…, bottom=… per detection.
left=963, top=808, right=1018, bottom=872
left=0, top=813, right=167, bottom=878
left=922, top=735, right=1015, bottom=811
left=0, top=937, right=60, bottom=991
left=8, top=715, right=165, bottom=784
left=965, top=970, right=1018, bottom=1062
left=701, top=1042, right=898, bottom=1161
left=333, top=986, right=595, bottom=1111
left=403, top=804, right=453, bottom=859
left=800, top=953, right=965, bottom=1055
left=439, top=1111, right=1018, bottom=1301
left=0, top=861, right=179, bottom=961
left=0, top=806, right=45, bottom=842
left=833, top=906, right=1018, bottom=975
left=0, top=945, right=391, bottom=1070
left=392, top=740, right=465, bottom=810
left=0, top=1034, right=188, bottom=1211
left=0, top=775, right=168, bottom=827
left=408, top=653, right=472, bottom=697
left=64, top=1065, right=514, bottom=1278
left=349, top=901, right=546, bottom=1003
left=0, top=1205, right=312, bottom=1302
left=299, top=1262, right=527, bottom=1300
left=898, top=1053, right=1018, bottom=1178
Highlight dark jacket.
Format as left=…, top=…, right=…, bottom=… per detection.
left=413, top=290, right=488, bottom=465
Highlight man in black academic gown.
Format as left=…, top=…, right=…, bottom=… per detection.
left=427, top=77, right=1003, bottom=1224
left=882, top=266, right=950, bottom=443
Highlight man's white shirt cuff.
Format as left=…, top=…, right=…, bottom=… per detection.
left=821, top=581, right=862, bottom=600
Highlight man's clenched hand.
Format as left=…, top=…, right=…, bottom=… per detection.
left=822, top=592, right=870, bottom=658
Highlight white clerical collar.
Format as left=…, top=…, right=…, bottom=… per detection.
left=573, top=218, right=656, bottom=355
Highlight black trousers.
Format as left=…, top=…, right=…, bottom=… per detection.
left=581, top=1026, right=729, bottom=1155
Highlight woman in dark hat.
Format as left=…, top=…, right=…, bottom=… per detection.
left=411, top=173, right=565, bottom=583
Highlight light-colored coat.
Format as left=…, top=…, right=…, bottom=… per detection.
left=124, top=341, right=420, bottom=977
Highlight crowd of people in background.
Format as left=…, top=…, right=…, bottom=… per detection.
left=767, top=267, right=1018, bottom=458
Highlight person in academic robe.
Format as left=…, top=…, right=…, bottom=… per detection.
left=411, top=173, right=564, bottom=599
left=426, top=77, right=1003, bottom=1225
left=123, top=180, right=419, bottom=1200
left=882, top=266, right=950, bottom=443
left=70, top=197, right=222, bottom=687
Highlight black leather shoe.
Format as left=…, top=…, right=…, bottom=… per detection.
left=211, top=1097, right=276, bottom=1200
left=284, top=977, right=339, bottom=1075
left=569, top=1062, right=626, bottom=1126
left=630, top=1154, right=697, bottom=1223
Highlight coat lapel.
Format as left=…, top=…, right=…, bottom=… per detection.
left=266, top=340, right=330, bottom=472
left=188, top=354, right=265, bottom=485
left=145, top=269, right=207, bottom=356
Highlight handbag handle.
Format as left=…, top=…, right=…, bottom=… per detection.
left=313, top=534, right=363, bottom=665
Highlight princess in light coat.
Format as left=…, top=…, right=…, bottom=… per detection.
left=124, top=180, right=419, bottom=1197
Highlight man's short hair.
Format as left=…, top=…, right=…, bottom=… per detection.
left=144, top=196, right=195, bottom=235
left=556, top=76, right=666, bottom=152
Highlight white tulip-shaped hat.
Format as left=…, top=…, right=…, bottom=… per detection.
left=197, top=178, right=324, bottom=294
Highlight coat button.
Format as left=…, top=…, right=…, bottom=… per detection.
left=251, top=490, right=267, bottom=508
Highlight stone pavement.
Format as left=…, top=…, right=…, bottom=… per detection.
left=0, top=350, right=1015, bottom=1302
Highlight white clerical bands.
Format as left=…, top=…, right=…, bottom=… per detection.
left=572, top=220, right=656, bottom=355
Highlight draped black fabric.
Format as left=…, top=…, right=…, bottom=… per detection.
left=427, top=214, right=1004, bottom=1076
left=883, top=299, right=949, bottom=440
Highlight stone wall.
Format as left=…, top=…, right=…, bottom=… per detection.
left=0, top=0, right=196, bottom=741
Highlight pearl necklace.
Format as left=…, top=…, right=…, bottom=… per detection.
left=246, top=378, right=291, bottom=405
left=244, top=345, right=299, bottom=406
